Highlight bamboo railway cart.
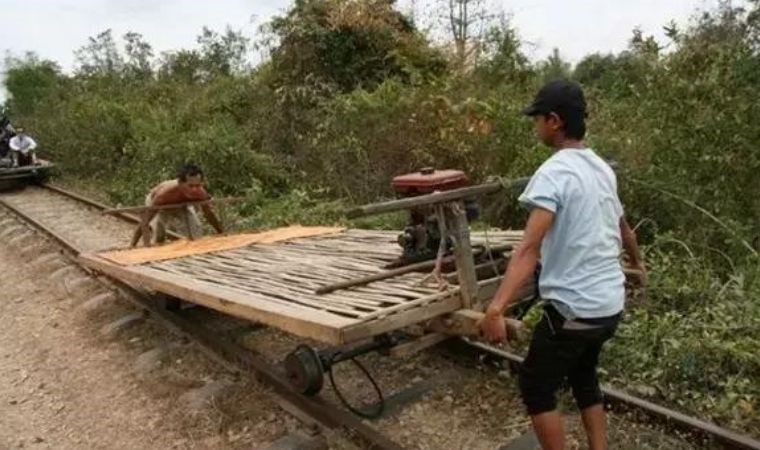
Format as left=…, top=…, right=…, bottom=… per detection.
left=80, top=226, right=525, bottom=342
left=0, top=160, right=55, bottom=191
left=80, top=170, right=537, bottom=396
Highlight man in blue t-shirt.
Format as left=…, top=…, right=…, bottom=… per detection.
left=479, top=80, right=645, bottom=450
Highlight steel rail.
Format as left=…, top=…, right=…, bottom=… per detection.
left=43, top=183, right=184, bottom=240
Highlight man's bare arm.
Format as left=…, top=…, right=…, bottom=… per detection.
left=620, top=217, right=646, bottom=286
left=479, top=208, right=554, bottom=342
left=201, top=204, right=224, bottom=234
left=488, top=208, right=555, bottom=315
left=620, top=217, right=643, bottom=267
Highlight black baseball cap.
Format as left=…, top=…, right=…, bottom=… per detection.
left=523, top=79, right=587, bottom=118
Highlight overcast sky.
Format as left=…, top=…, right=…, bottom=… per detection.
left=0, top=0, right=729, bottom=100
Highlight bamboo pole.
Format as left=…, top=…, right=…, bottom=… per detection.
left=314, top=243, right=513, bottom=295
left=102, top=197, right=242, bottom=215
left=345, top=176, right=531, bottom=219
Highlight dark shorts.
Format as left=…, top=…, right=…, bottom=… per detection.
left=15, top=152, right=33, bottom=166
left=518, top=304, right=620, bottom=415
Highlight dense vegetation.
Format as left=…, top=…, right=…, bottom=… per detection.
left=4, top=0, right=759, bottom=434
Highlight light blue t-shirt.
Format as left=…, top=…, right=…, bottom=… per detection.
left=518, top=148, right=625, bottom=319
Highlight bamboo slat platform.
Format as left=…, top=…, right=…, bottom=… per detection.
left=80, top=227, right=523, bottom=344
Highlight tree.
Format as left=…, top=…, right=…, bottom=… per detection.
left=74, top=29, right=124, bottom=76
left=442, top=0, right=494, bottom=71
left=748, top=0, right=760, bottom=50
left=123, top=32, right=154, bottom=79
left=538, top=48, right=571, bottom=81
left=3, top=53, right=62, bottom=116
left=630, top=27, right=661, bottom=55
left=196, top=27, right=249, bottom=76
left=264, top=0, right=446, bottom=91
left=159, top=27, right=249, bottom=81
left=475, top=17, right=531, bottom=84
left=573, top=53, right=626, bottom=92
left=158, top=49, right=204, bottom=82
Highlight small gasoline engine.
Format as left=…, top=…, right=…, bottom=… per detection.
left=284, top=169, right=486, bottom=406
left=390, top=167, right=479, bottom=267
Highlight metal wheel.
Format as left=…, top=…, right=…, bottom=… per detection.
left=284, top=345, right=325, bottom=396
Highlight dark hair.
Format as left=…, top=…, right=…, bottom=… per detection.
left=525, top=79, right=587, bottom=140
left=552, top=107, right=586, bottom=140
left=177, top=163, right=204, bottom=182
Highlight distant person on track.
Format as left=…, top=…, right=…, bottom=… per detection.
left=0, top=117, right=15, bottom=166
left=8, top=126, right=38, bottom=167
left=130, top=163, right=224, bottom=247
left=479, top=80, right=646, bottom=450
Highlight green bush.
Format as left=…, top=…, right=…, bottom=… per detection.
left=604, top=250, right=760, bottom=430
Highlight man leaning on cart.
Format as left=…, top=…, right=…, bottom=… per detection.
left=130, top=163, right=224, bottom=247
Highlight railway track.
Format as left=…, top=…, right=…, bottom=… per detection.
left=0, top=185, right=402, bottom=450
left=1, top=183, right=758, bottom=450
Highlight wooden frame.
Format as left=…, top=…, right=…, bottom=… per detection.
left=79, top=253, right=496, bottom=344
left=0, top=159, right=54, bottom=176
left=81, top=253, right=351, bottom=342
left=79, top=229, right=524, bottom=346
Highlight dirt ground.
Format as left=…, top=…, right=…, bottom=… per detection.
left=0, top=214, right=301, bottom=450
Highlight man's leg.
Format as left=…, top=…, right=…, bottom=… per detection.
left=568, top=326, right=617, bottom=450
left=519, top=308, right=579, bottom=450
left=155, top=213, right=167, bottom=244
left=580, top=404, right=606, bottom=450
left=570, top=355, right=607, bottom=450
left=530, top=411, right=565, bottom=450
left=184, top=207, right=203, bottom=239
left=19, top=152, right=32, bottom=166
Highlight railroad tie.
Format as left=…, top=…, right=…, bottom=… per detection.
left=99, top=312, right=145, bottom=337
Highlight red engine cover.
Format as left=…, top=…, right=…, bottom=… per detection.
left=391, top=168, right=468, bottom=195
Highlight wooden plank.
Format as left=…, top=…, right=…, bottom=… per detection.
left=447, top=201, right=479, bottom=308
left=340, top=294, right=463, bottom=343
left=100, top=243, right=454, bottom=319
left=99, top=226, right=345, bottom=265
left=354, top=288, right=457, bottom=321
left=148, top=262, right=379, bottom=317
left=314, top=243, right=512, bottom=295
left=79, top=254, right=352, bottom=343
left=427, top=309, right=525, bottom=338
left=0, top=160, right=54, bottom=175
left=180, top=264, right=392, bottom=310
left=148, top=239, right=478, bottom=320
